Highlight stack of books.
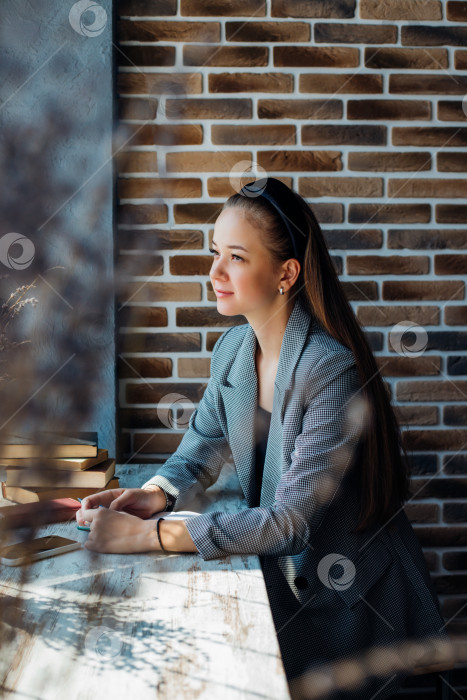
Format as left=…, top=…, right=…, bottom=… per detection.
left=0, top=431, right=119, bottom=503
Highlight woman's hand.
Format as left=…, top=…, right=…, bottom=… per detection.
left=79, top=506, right=160, bottom=554
left=76, top=487, right=166, bottom=526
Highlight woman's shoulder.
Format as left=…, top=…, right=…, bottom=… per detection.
left=295, top=318, right=358, bottom=391
left=305, top=316, right=355, bottom=362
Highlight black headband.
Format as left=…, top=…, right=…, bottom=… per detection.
left=239, top=177, right=309, bottom=262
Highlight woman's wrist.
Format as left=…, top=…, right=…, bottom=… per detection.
left=142, top=485, right=168, bottom=514
left=154, top=519, right=199, bottom=554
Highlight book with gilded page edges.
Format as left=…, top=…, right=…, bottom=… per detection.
left=0, top=431, right=98, bottom=459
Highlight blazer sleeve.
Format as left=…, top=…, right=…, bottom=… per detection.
left=140, top=331, right=233, bottom=504
left=184, top=348, right=366, bottom=560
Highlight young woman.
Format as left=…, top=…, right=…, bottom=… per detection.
left=78, top=177, right=448, bottom=699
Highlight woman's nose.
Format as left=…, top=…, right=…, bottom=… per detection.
left=211, top=257, right=227, bottom=279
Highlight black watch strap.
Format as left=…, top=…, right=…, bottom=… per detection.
left=163, top=489, right=176, bottom=512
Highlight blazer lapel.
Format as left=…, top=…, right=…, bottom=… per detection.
left=219, top=297, right=313, bottom=506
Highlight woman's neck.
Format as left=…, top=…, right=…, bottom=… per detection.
left=250, top=298, right=295, bottom=365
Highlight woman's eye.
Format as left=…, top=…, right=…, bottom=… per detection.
left=208, top=248, right=243, bottom=262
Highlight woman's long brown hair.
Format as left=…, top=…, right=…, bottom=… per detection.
left=222, top=185, right=411, bottom=533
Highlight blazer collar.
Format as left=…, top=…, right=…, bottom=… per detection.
left=225, top=295, right=313, bottom=392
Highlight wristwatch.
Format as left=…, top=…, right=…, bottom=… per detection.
left=161, top=488, right=176, bottom=513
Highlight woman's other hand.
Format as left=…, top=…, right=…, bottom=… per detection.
left=76, top=486, right=167, bottom=526
left=79, top=506, right=160, bottom=554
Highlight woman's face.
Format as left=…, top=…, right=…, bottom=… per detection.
left=209, top=207, right=283, bottom=318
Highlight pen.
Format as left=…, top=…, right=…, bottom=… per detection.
left=77, top=498, right=105, bottom=531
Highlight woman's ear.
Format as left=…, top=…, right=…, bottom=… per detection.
left=281, top=258, right=301, bottom=289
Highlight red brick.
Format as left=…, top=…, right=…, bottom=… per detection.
left=209, top=72, right=293, bottom=93
left=436, top=204, right=467, bottom=223
left=397, top=381, right=467, bottom=402
left=118, top=46, right=175, bottom=67
left=177, top=307, right=242, bottom=328
left=323, top=229, right=382, bottom=249
left=390, top=74, right=467, bottom=94
left=383, top=281, right=464, bottom=300
left=118, top=229, right=203, bottom=251
left=133, top=433, right=184, bottom=454
left=184, top=45, right=268, bottom=67
left=126, top=124, right=203, bottom=146
left=170, top=255, right=212, bottom=276
left=274, top=46, right=359, bottom=67
left=118, top=307, right=167, bottom=328
left=388, top=229, right=467, bottom=249
left=341, top=281, right=378, bottom=300
left=118, top=177, right=202, bottom=199
left=120, top=408, right=170, bottom=430
left=299, top=73, right=382, bottom=93
left=206, top=177, right=293, bottom=198
left=206, top=331, right=223, bottom=350
left=434, top=255, right=467, bottom=275
left=395, top=405, right=439, bottom=426
left=445, top=306, right=467, bottom=325
left=311, top=203, right=343, bottom=223
left=120, top=332, right=201, bottom=353
left=375, top=355, right=441, bottom=376
left=178, top=357, right=211, bottom=378
left=349, top=203, right=430, bottom=224
left=117, top=282, right=201, bottom=304
left=299, top=177, right=382, bottom=198
left=447, top=1, right=467, bottom=21
left=348, top=151, right=430, bottom=172
left=455, top=50, right=467, bottom=69
left=181, top=0, right=266, bottom=15
left=118, top=357, right=172, bottom=379
left=212, top=124, right=295, bottom=145
left=402, top=25, right=467, bottom=46
left=366, top=48, right=448, bottom=70
left=416, top=527, right=467, bottom=547
left=360, top=0, right=442, bottom=20
left=438, top=101, right=466, bottom=121
left=226, top=21, right=310, bottom=42
left=444, top=405, right=467, bottom=425
left=117, top=72, right=202, bottom=95
left=404, top=502, right=439, bottom=523
left=118, top=0, right=176, bottom=15
left=117, top=151, right=158, bottom=173
left=388, top=178, right=467, bottom=198
left=357, top=305, right=439, bottom=326
left=315, top=23, right=396, bottom=44
left=174, top=203, right=223, bottom=224
left=166, top=150, right=252, bottom=172
left=165, top=98, right=252, bottom=120
left=303, top=125, right=386, bottom=146
left=348, top=99, right=430, bottom=120
left=117, top=253, right=163, bottom=279
left=393, top=127, right=467, bottom=147
left=117, top=20, right=220, bottom=42
left=402, top=430, right=467, bottom=451
left=257, top=150, right=342, bottom=171
left=347, top=255, right=429, bottom=275
left=272, top=0, right=356, bottom=17
left=118, top=98, right=158, bottom=121
left=258, top=99, right=342, bottom=120
left=118, top=204, right=167, bottom=225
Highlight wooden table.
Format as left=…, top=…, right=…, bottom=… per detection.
left=0, top=462, right=291, bottom=699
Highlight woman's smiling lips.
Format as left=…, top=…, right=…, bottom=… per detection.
left=214, top=288, right=234, bottom=297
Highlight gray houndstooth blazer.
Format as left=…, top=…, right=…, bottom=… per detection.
left=142, top=296, right=449, bottom=696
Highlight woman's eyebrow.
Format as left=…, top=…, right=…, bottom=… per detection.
left=211, top=240, right=249, bottom=252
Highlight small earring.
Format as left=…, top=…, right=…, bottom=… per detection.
left=279, top=287, right=284, bottom=295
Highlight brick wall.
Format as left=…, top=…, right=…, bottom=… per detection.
left=115, top=0, right=467, bottom=685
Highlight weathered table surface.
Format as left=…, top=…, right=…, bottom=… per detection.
left=0, top=462, right=291, bottom=699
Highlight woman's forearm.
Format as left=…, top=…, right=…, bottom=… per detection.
left=153, top=518, right=199, bottom=553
